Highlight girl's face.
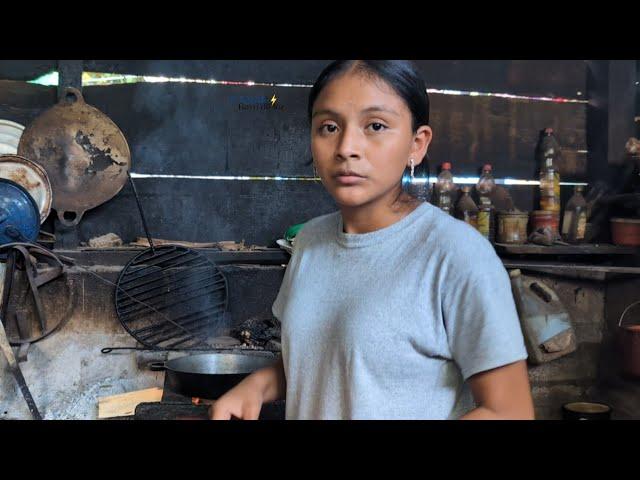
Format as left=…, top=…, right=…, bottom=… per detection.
left=311, top=70, right=432, bottom=209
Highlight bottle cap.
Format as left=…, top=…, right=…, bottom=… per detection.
left=442, top=162, right=452, bottom=170
left=509, top=269, right=522, bottom=278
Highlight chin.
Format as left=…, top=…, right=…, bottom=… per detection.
left=330, top=188, right=372, bottom=208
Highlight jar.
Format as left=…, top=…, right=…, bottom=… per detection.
left=497, top=211, right=529, bottom=244
left=531, top=210, right=560, bottom=236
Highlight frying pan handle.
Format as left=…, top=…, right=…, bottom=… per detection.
left=56, top=209, right=84, bottom=228
left=149, top=362, right=167, bottom=372
left=101, top=347, right=149, bottom=354
left=61, top=87, right=85, bottom=105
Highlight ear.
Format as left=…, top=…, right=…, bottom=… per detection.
left=410, top=126, right=433, bottom=166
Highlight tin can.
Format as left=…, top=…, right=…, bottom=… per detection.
left=497, top=211, right=529, bottom=244
left=531, top=210, right=560, bottom=236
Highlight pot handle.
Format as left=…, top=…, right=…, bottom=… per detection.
left=618, top=300, right=640, bottom=327
left=61, top=87, right=85, bottom=105
left=149, top=362, right=167, bottom=372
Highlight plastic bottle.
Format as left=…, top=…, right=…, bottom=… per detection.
left=476, top=164, right=496, bottom=206
left=475, top=164, right=496, bottom=241
left=537, top=128, right=561, bottom=214
left=455, top=186, right=479, bottom=228
left=509, top=269, right=577, bottom=365
left=435, top=162, right=455, bottom=215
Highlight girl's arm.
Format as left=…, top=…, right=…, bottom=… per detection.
left=253, top=355, right=287, bottom=404
left=209, top=356, right=286, bottom=420
left=459, top=360, right=535, bottom=420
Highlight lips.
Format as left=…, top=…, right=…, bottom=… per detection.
left=335, top=170, right=366, bottom=178
left=335, top=172, right=366, bottom=185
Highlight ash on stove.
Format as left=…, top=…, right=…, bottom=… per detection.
left=231, top=316, right=281, bottom=351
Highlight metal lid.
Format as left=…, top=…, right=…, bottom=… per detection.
left=563, top=402, right=611, bottom=414
left=0, top=154, right=52, bottom=224
left=498, top=210, right=529, bottom=218
left=0, top=178, right=40, bottom=245
left=532, top=210, right=558, bottom=217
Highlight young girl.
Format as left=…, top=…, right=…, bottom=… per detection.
left=210, top=60, right=534, bottom=420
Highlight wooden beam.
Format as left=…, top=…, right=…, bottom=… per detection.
left=56, top=60, right=83, bottom=100
left=586, top=60, right=637, bottom=170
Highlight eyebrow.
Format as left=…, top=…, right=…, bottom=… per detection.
left=312, top=105, right=400, bottom=119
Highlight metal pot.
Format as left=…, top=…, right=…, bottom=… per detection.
left=17, top=87, right=131, bottom=227
left=610, top=218, right=640, bottom=247
left=149, top=352, right=277, bottom=399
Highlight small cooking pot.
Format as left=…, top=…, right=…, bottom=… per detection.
left=149, top=352, right=277, bottom=399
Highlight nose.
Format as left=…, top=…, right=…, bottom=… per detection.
left=335, top=125, right=362, bottom=161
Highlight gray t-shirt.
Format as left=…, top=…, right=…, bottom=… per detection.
left=272, top=200, right=527, bottom=420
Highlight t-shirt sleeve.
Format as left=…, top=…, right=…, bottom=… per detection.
left=441, top=240, right=528, bottom=381
left=272, top=254, right=294, bottom=321
left=272, top=228, right=305, bottom=321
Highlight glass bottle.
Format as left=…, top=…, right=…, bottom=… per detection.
left=561, top=186, right=587, bottom=244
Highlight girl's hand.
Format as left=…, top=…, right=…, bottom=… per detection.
left=208, top=375, right=265, bottom=420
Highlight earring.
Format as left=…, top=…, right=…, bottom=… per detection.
left=409, top=158, right=415, bottom=180
left=312, top=163, right=320, bottom=182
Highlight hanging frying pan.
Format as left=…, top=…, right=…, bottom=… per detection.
left=17, top=87, right=130, bottom=227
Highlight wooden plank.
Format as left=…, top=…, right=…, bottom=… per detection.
left=83, top=60, right=586, bottom=99
left=75, top=178, right=337, bottom=247
left=98, top=387, right=163, bottom=419
left=81, top=82, right=586, bottom=180
left=502, top=259, right=640, bottom=278
left=0, top=60, right=56, bottom=82
left=0, top=80, right=56, bottom=126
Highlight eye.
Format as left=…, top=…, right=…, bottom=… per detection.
left=367, top=122, right=387, bottom=132
left=319, top=123, right=338, bottom=134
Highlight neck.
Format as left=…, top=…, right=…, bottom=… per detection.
left=340, top=187, right=421, bottom=234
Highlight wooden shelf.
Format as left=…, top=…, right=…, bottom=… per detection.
left=56, top=248, right=290, bottom=266
left=494, top=243, right=639, bottom=256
